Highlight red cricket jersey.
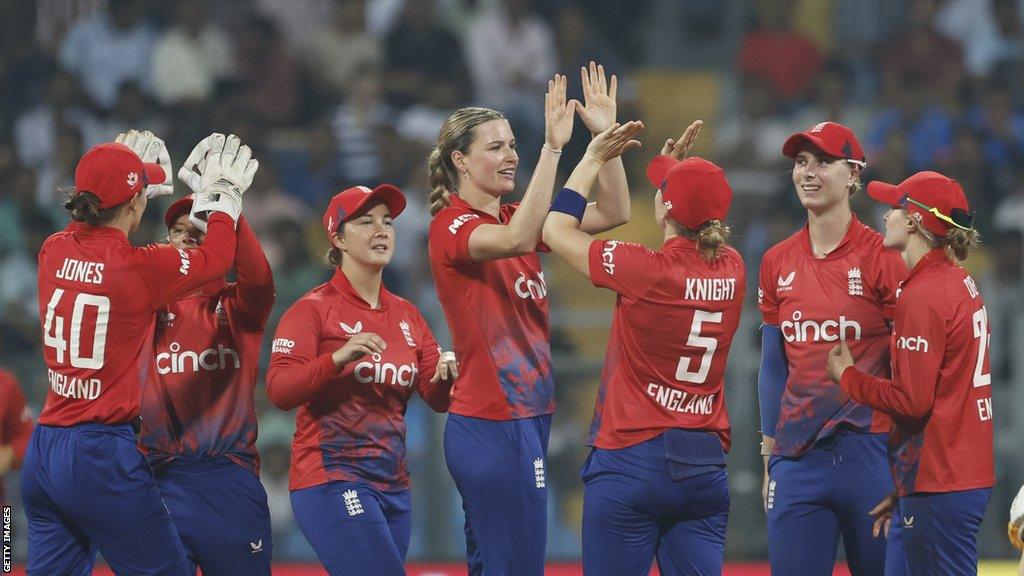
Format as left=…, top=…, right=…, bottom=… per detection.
left=139, top=218, right=274, bottom=475
left=427, top=196, right=554, bottom=420
left=36, top=213, right=237, bottom=426
left=841, top=249, right=995, bottom=496
left=759, top=215, right=906, bottom=456
left=0, top=369, right=34, bottom=505
left=267, top=270, right=450, bottom=492
left=586, top=237, right=745, bottom=451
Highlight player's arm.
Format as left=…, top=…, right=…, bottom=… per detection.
left=574, top=62, right=630, bottom=234
left=233, top=216, right=275, bottom=329
left=0, top=376, right=33, bottom=474
left=542, top=121, right=644, bottom=277
left=468, top=75, right=574, bottom=261
left=138, top=213, right=238, bottom=307
left=758, top=324, right=788, bottom=445
left=413, top=315, right=456, bottom=413
left=828, top=303, right=944, bottom=418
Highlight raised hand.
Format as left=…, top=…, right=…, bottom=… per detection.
left=188, top=133, right=259, bottom=229
left=332, top=333, right=387, bottom=367
left=575, top=61, right=618, bottom=134
left=585, top=121, right=644, bottom=163
left=660, top=120, right=704, bottom=160
left=431, top=350, right=459, bottom=384
left=544, top=74, right=578, bottom=151
left=115, top=129, right=174, bottom=197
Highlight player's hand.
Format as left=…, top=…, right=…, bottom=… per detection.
left=869, top=492, right=896, bottom=538
left=332, top=333, right=387, bottom=368
left=0, top=445, right=13, bottom=476
left=544, top=74, right=578, bottom=152
left=826, top=343, right=854, bottom=384
left=430, top=350, right=459, bottom=384
left=584, top=121, right=644, bottom=163
left=178, top=133, right=218, bottom=194
left=189, top=134, right=259, bottom=229
left=575, top=61, right=617, bottom=134
left=761, top=456, right=770, bottom=513
left=660, top=120, right=703, bottom=160
left=115, top=129, right=174, bottom=197
left=1009, top=485, right=1024, bottom=550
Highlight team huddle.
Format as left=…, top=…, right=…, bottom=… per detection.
left=23, top=62, right=994, bottom=576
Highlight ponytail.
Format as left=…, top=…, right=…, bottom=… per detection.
left=673, top=219, right=732, bottom=261
left=64, top=190, right=121, bottom=226
left=941, top=227, right=981, bottom=262
left=427, top=107, right=506, bottom=216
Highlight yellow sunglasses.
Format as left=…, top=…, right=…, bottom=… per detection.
left=901, top=195, right=974, bottom=231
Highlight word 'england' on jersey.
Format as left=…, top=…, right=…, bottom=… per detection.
left=47, top=369, right=101, bottom=400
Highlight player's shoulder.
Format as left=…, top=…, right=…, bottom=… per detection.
left=761, top=229, right=802, bottom=267
left=429, top=203, right=480, bottom=235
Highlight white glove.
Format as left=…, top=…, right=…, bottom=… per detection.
left=179, top=133, right=258, bottom=231
left=1010, top=485, right=1024, bottom=550
left=114, top=129, right=174, bottom=197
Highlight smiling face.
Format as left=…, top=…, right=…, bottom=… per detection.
left=792, top=146, right=859, bottom=213
left=332, top=201, right=395, bottom=270
left=167, top=213, right=206, bottom=249
left=453, top=118, right=519, bottom=198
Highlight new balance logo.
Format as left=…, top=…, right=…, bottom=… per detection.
left=777, top=271, right=796, bottom=292
left=903, top=516, right=915, bottom=528
left=250, top=540, right=263, bottom=554
left=848, top=267, right=863, bottom=296
left=533, top=458, right=546, bottom=489
left=343, top=489, right=364, bottom=516
left=176, top=248, right=191, bottom=275
left=767, top=480, right=776, bottom=510
left=341, top=321, right=363, bottom=335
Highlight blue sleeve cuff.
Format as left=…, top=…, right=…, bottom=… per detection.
left=758, top=324, right=788, bottom=437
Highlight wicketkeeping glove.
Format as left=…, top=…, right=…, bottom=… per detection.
left=1009, top=484, right=1024, bottom=550
left=115, top=129, right=174, bottom=197
left=178, top=133, right=258, bottom=231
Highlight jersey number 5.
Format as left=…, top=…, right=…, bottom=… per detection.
left=675, top=310, right=722, bottom=384
left=43, top=288, right=110, bottom=369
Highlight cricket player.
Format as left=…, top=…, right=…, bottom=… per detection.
left=759, top=122, right=907, bottom=575
left=138, top=188, right=274, bottom=575
left=542, top=118, right=743, bottom=575
left=22, top=131, right=256, bottom=575
left=0, top=368, right=34, bottom=506
left=828, top=171, right=994, bottom=576
left=268, top=185, right=457, bottom=576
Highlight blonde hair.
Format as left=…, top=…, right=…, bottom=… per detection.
left=676, top=219, right=732, bottom=261
left=427, top=107, right=506, bottom=216
left=915, top=221, right=981, bottom=262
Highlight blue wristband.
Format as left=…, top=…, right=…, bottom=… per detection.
left=550, top=188, right=587, bottom=221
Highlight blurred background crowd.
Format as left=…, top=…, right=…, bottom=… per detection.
left=2, top=0, right=1024, bottom=564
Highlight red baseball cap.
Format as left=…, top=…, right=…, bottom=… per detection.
left=74, top=142, right=165, bottom=208
left=646, top=155, right=732, bottom=230
left=322, top=184, right=407, bottom=237
left=782, top=121, right=866, bottom=166
left=866, top=171, right=974, bottom=237
left=164, top=196, right=193, bottom=229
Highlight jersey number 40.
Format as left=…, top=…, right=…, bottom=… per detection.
left=43, top=288, right=110, bottom=369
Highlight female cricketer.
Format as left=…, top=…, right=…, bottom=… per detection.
left=426, top=63, right=631, bottom=574
left=138, top=191, right=275, bottom=575
left=23, top=131, right=256, bottom=575
left=828, top=171, right=994, bottom=575
left=267, top=184, right=458, bottom=576
left=543, top=120, right=745, bottom=575
left=758, top=122, right=907, bottom=575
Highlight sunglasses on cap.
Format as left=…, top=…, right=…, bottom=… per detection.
left=900, top=195, right=975, bottom=231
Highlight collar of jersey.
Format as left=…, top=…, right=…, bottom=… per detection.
left=70, top=222, right=128, bottom=244
left=663, top=235, right=697, bottom=252
left=799, top=213, right=861, bottom=259
left=450, top=194, right=507, bottom=223
left=905, top=247, right=949, bottom=285
left=330, top=268, right=390, bottom=310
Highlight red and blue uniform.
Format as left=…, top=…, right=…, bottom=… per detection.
left=268, top=269, right=449, bottom=576
left=841, top=249, right=994, bottom=576
left=139, top=216, right=275, bottom=575
left=428, top=196, right=554, bottom=575
left=0, top=369, right=34, bottom=507
left=581, top=237, right=744, bottom=576
left=759, top=216, right=906, bottom=575
left=23, top=212, right=237, bottom=576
